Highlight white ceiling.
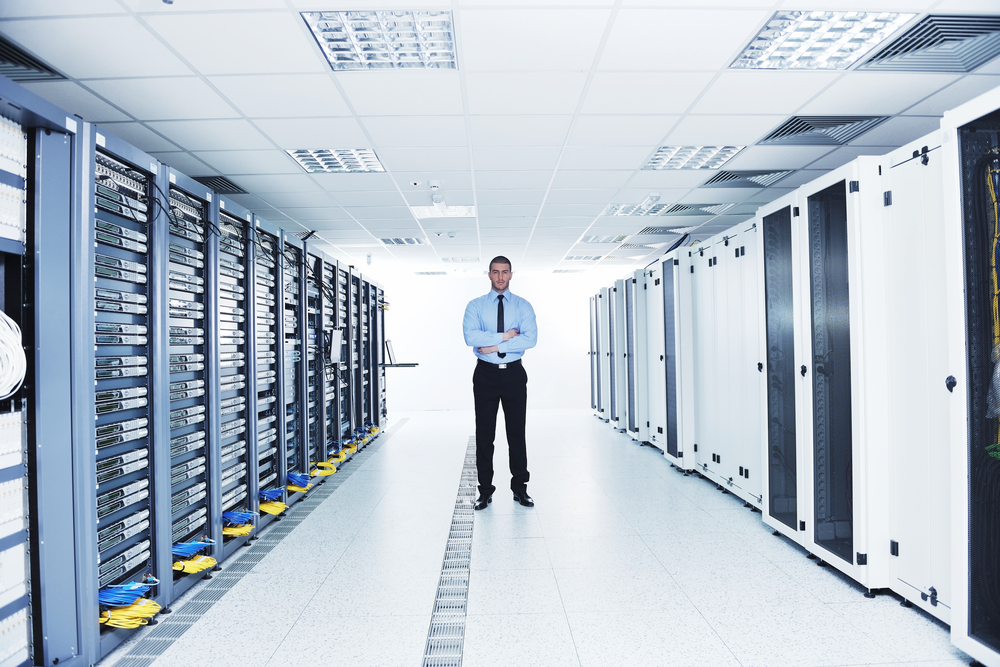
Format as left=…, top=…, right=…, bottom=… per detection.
left=3, top=0, right=1000, bottom=273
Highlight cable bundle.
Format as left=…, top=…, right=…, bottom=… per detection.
left=311, top=461, right=336, bottom=477
left=258, top=500, right=288, bottom=515
left=223, top=510, right=256, bottom=524
left=97, top=578, right=157, bottom=607
left=287, top=472, right=311, bottom=488
left=259, top=488, right=283, bottom=502
left=172, top=555, right=216, bottom=574
left=223, top=524, right=253, bottom=537
left=222, top=510, right=256, bottom=537
left=99, top=598, right=161, bottom=629
left=171, top=539, right=214, bottom=559
left=0, top=309, right=25, bottom=399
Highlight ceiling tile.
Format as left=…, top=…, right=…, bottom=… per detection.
left=343, top=206, right=414, bottom=221
left=253, top=117, right=368, bottom=149
left=143, top=11, right=324, bottom=75
left=338, top=71, right=464, bottom=115
left=392, top=172, right=474, bottom=191
left=476, top=171, right=554, bottom=189
left=677, top=188, right=763, bottom=203
left=624, top=170, right=713, bottom=188
left=478, top=204, right=541, bottom=218
left=330, top=191, right=407, bottom=207
left=614, top=187, right=690, bottom=203
left=377, top=147, right=470, bottom=172
left=19, top=81, right=130, bottom=123
left=469, top=115, right=573, bottom=147
left=904, top=75, right=1000, bottom=116
left=540, top=203, right=605, bottom=217
left=599, top=9, right=769, bottom=71
left=847, top=116, right=942, bottom=147
left=98, top=122, right=180, bottom=153
left=149, top=151, right=214, bottom=176
left=193, top=149, right=300, bottom=175
left=806, top=145, right=897, bottom=171
left=125, top=0, right=286, bottom=10
left=0, top=0, right=124, bottom=17
left=476, top=190, right=546, bottom=205
left=232, top=174, right=323, bottom=193
left=281, top=207, right=353, bottom=221
left=665, top=114, right=787, bottom=146
left=210, top=74, right=352, bottom=118
left=550, top=170, right=633, bottom=189
left=458, top=8, right=611, bottom=71
left=405, top=190, right=475, bottom=206
left=310, top=173, right=398, bottom=191
left=545, top=189, right=619, bottom=204
left=692, top=71, right=840, bottom=115
left=799, top=72, right=960, bottom=116
left=764, top=170, right=825, bottom=189
left=0, top=17, right=192, bottom=78
left=259, top=191, right=335, bottom=208
left=567, top=115, right=677, bottom=146
left=536, top=216, right=595, bottom=227
left=146, top=119, right=271, bottom=151
left=362, top=116, right=468, bottom=148
left=582, top=73, right=715, bottom=114
left=473, top=147, right=561, bottom=171
left=466, top=73, right=588, bottom=114
left=723, top=145, right=834, bottom=171
left=87, top=77, right=238, bottom=121
left=478, top=216, right=536, bottom=227
left=362, top=220, right=425, bottom=230
left=560, top=146, right=652, bottom=170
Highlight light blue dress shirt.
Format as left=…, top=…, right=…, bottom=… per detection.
left=463, top=289, right=538, bottom=364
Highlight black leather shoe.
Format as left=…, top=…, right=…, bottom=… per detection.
left=513, top=490, right=534, bottom=507
left=474, top=494, right=492, bottom=511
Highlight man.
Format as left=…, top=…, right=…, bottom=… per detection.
left=463, top=256, right=537, bottom=511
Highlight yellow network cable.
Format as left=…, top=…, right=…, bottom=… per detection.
left=345, top=441, right=358, bottom=454
left=287, top=483, right=311, bottom=493
left=222, top=524, right=253, bottom=537
left=259, top=500, right=288, bottom=515
left=172, top=555, right=217, bottom=574
left=331, top=450, right=348, bottom=463
left=99, top=598, right=161, bottom=629
left=311, top=462, right=336, bottom=477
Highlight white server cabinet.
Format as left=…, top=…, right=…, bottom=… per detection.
left=625, top=270, right=649, bottom=442
left=757, top=190, right=809, bottom=545
left=598, top=287, right=612, bottom=422
left=645, top=261, right=668, bottom=448
left=691, top=239, right=717, bottom=477
left=941, top=85, right=1000, bottom=667
left=589, top=295, right=599, bottom=417
left=666, top=250, right=697, bottom=470
left=880, top=131, right=952, bottom=623
left=734, top=223, right=763, bottom=506
left=611, top=279, right=628, bottom=430
left=795, top=159, right=891, bottom=591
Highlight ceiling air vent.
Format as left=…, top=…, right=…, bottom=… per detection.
left=637, top=226, right=697, bottom=235
left=193, top=176, right=248, bottom=195
left=415, top=271, right=448, bottom=275
left=582, top=234, right=629, bottom=243
left=0, top=35, right=64, bottom=82
left=662, top=203, right=735, bottom=216
left=565, top=255, right=602, bottom=261
left=761, top=116, right=889, bottom=145
left=703, top=170, right=793, bottom=188
left=381, top=237, right=426, bottom=246
left=861, top=15, right=1000, bottom=73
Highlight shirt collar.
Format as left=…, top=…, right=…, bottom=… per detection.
left=490, top=289, right=510, bottom=300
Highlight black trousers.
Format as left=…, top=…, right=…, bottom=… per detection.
left=473, top=359, right=529, bottom=496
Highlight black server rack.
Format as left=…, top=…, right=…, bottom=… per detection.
left=253, top=220, right=284, bottom=527
left=164, top=175, right=215, bottom=599
left=336, top=263, right=354, bottom=449
left=319, top=254, right=340, bottom=463
left=374, top=284, right=387, bottom=429
left=87, top=130, right=166, bottom=660
left=282, top=236, right=306, bottom=496
left=361, top=279, right=373, bottom=432
left=215, top=200, right=253, bottom=560
left=305, top=247, right=323, bottom=477
left=350, top=268, right=363, bottom=440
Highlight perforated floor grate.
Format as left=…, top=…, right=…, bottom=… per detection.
left=111, top=420, right=406, bottom=665
left=421, top=436, right=477, bottom=667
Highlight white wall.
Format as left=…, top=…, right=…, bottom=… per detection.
left=363, top=264, right=628, bottom=412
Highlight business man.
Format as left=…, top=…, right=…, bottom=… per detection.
left=463, top=256, right=537, bottom=510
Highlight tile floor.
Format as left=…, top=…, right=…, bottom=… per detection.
left=106, top=409, right=971, bottom=667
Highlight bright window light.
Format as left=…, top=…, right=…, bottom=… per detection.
left=302, top=10, right=457, bottom=70
left=411, top=205, right=476, bottom=218
left=643, top=146, right=743, bottom=170
left=287, top=149, right=384, bottom=173
left=731, top=11, right=915, bottom=70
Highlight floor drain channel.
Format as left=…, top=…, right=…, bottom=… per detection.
left=421, top=436, right=477, bottom=667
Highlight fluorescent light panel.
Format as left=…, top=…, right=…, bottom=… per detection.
left=732, top=11, right=915, bottom=70
left=582, top=234, right=629, bottom=243
left=288, top=149, right=384, bottom=173
left=303, top=10, right=457, bottom=70
left=381, top=237, right=426, bottom=245
left=643, top=146, right=743, bottom=170
left=411, top=205, right=476, bottom=218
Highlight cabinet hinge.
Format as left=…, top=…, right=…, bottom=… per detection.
left=883, top=191, right=892, bottom=206
left=857, top=552, right=867, bottom=565
left=890, top=540, right=899, bottom=557
left=849, top=180, right=860, bottom=193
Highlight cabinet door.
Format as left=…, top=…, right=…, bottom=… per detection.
left=740, top=228, right=763, bottom=501
left=645, top=265, right=667, bottom=446
left=625, top=277, right=637, bottom=433
left=663, top=259, right=679, bottom=457
left=715, top=238, right=735, bottom=480
left=692, top=251, right=716, bottom=468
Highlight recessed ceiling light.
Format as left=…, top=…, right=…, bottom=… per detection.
left=411, top=205, right=476, bottom=218
left=731, top=11, right=915, bottom=70
left=302, top=10, right=457, bottom=71
left=380, top=237, right=426, bottom=245
left=643, top=146, right=743, bottom=170
left=582, top=234, right=629, bottom=244
left=287, top=149, right=384, bottom=173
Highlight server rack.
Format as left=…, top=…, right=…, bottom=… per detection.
left=304, top=245, right=323, bottom=477
left=598, top=288, right=611, bottom=422
left=282, top=234, right=307, bottom=498
left=659, top=251, right=696, bottom=471
left=350, top=268, right=364, bottom=436
left=644, top=262, right=667, bottom=450
left=611, top=279, right=627, bottom=430
left=941, top=87, right=1000, bottom=667
left=589, top=295, right=600, bottom=417
left=361, top=278, right=373, bottom=432
left=253, top=219, right=285, bottom=529
left=215, top=198, right=254, bottom=560
left=624, top=270, right=648, bottom=442
left=337, top=263, right=355, bottom=444
left=317, top=252, right=339, bottom=464
left=374, top=283, right=387, bottom=429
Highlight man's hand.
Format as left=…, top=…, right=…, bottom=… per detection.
left=502, top=329, right=519, bottom=342
left=478, top=345, right=499, bottom=354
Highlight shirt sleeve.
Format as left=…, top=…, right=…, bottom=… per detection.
left=463, top=299, right=503, bottom=348
left=497, top=299, right=537, bottom=354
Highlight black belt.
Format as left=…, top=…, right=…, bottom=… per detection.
left=478, top=358, right=521, bottom=370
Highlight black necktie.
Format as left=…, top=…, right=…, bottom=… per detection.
left=496, top=295, right=506, bottom=359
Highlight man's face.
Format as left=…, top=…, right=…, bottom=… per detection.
left=489, top=262, right=512, bottom=292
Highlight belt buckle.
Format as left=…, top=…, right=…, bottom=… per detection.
left=498, top=363, right=507, bottom=369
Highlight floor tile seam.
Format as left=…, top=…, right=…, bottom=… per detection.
left=544, top=537, right=585, bottom=667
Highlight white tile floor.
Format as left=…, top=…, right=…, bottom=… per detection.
left=107, top=409, right=971, bottom=667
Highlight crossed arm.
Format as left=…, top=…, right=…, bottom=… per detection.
left=463, top=301, right=538, bottom=355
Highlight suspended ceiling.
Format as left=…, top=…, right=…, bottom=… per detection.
left=2, top=0, right=999, bottom=273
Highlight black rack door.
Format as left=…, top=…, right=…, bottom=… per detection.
left=253, top=228, right=282, bottom=508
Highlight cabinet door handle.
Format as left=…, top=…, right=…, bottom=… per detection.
left=946, top=375, right=957, bottom=392
left=660, top=355, right=664, bottom=361
left=757, top=362, right=763, bottom=372
left=800, top=365, right=807, bottom=377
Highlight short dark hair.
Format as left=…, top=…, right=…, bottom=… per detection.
left=489, top=255, right=512, bottom=272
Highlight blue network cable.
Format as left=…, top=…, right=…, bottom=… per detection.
left=171, top=539, right=214, bottom=559
left=222, top=510, right=257, bottom=524
left=259, top=488, right=283, bottom=501
left=287, top=472, right=311, bottom=488
left=98, top=577, right=159, bottom=607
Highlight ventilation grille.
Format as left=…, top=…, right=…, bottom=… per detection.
left=381, top=237, right=427, bottom=246
left=582, top=234, right=629, bottom=243
left=703, top=170, right=793, bottom=188
left=441, top=257, right=478, bottom=263
left=291, top=231, right=318, bottom=240
left=600, top=257, right=643, bottom=265
left=861, top=14, right=1000, bottom=72
left=192, top=176, right=247, bottom=194
left=637, top=226, right=697, bottom=235
left=660, top=203, right=735, bottom=216
left=0, top=36, right=64, bottom=82
left=553, top=269, right=583, bottom=273
left=565, top=255, right=602, bottom=261
left=618, top=243, right=660, bottom=250
left=761, top=116, right=889, bottom=145
left=415, top=271, right=447, bottom=275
